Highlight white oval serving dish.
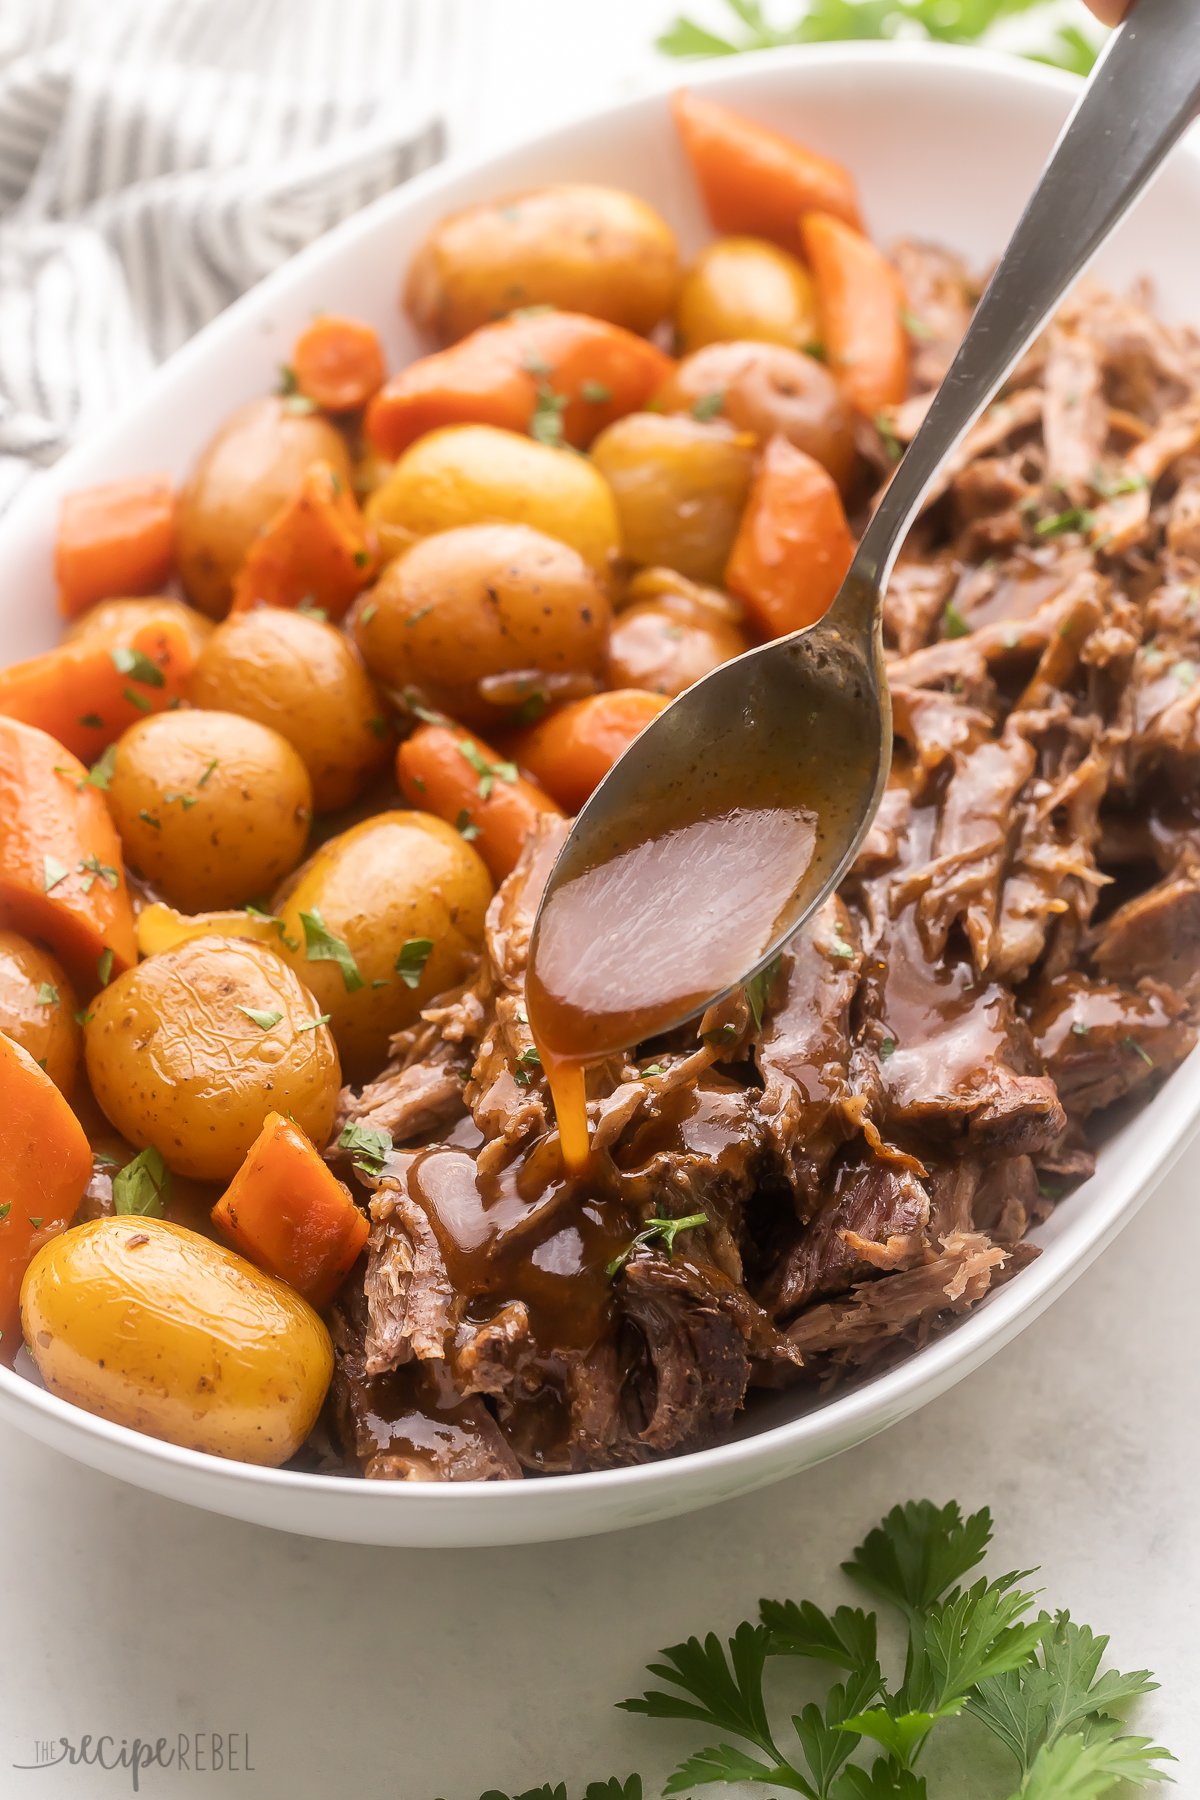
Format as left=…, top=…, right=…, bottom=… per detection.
left=1, top=41, right=1197, bottom=1546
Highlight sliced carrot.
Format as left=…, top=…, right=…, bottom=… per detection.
left=55, top=477, right=176, bottom=619
left=509, top=689, right=667, bottom=815
left=211, top=1111, right=367, bottom=1310
left=724, top=434, right=854, bottom=638
left=2, top=1032, right=92, bottom=1358
left=365, top=311, right=675, bottom=459
left=395, top=722, right=562, bottom=881
left=800, top=211, right=909, bottom=417
left=671, top=89, right=861, bottom=252
left=291, top=315, right=387, bottom=413
left=231, top=460, right=377, bottom=619
left=0, top=617, right=195, bottom=760
left=0, top=716, right=136, bottom=990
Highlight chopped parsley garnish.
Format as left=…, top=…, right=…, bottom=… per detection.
left=359, top=602, right=378, bottom=626
left=1035, top=505, right=1095, bottom=539
left=112, top=1146, right=171, bottom=1218
left=283, top=392, right=318, bottom=415
left=297, top=1013, right=332, bottom=1031
left=110, top=646, right=166, bottom=688
left=238, top=1006, right=282, bottom=1030
left=455, top=809, right=481, bottom=842
left=163, top=790, right=199, bottom=810
left=138, top=809, right=162, bottom=830
left=43, top=855, right=70, bottom=893
left=299, top=908, right=365, bottom=991
left=366, top=715, right=388, bottom=739
left=1122, top=1035, right=1155, bottom=1069
left=197, top=758, right=218, bottom=787
left=277, top=364, right=300, bottom=395
left=690, top=390, right=725, bottom=421
left=83, top=744, right=117, bottom=791
left=337, top=1121, right=393, bottom=1177
left=529, top=382, right=568, bottom=447
left=1071, top=1020, right=1090, bottom=1038
left=512, top=1044, right=543, bottom=1088
left=35, top=983, right=58, bottom=1008
left=900, top=307, right=934, bottom=339
left=295, top=598, right=328, bottom=621
left=1093, top=466, right=1149, bottom=499
left=352, top=549, right=371, bottom=568
left=395, top=937, right=434, bottom=989
left=608, top=1211, right=708, bottom=1278
left=640, top=1063, right=667, bottom=1078
left=580, top=379, right=612, bottom=404
left=0, top=1204, right=10, bottom=1222
left=942, top=600, right=971, bottom=639
left=1171, top=658, right=1196, bottom=689
left=875, top=410, right=903, bottom=462
left=745, top=955, right=782, bottom=1032
left=96, top=948, right=114, bottom=985
left=457, top=738, right=518, bottom=799
left=123, top=686, right=153, bottom=713
left=879, top=1035, right=897, bottom=1060
left=78, top=712, right=104, bottom=730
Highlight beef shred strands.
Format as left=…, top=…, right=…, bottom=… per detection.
left=327, top=260, right=1200, bottom=1480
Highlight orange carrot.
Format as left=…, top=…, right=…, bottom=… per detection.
left=724, top=434, right=854, bottom=638
left=231, top=460, right=376, bottom=619
left=671, top=89, right=861, bottom=252
left=0, top=716, right=136, bottom=990
left=0, top=617, right=195, bottom=760
left=509, top=689, right=667, bottom=814
left=211, top=1111, right=367, bottom=1310
left=800, top=211, right=909, bottom=417
left=1, top=1032, right=93, bottom=1357
left=291, top=314, right=387, bottom=413
left=395, top=722, right=562, bottom=881
left=55, top=477, right=176, bottom=619
left=365, top=312, right=675, bottom=459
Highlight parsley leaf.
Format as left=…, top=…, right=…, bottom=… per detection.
left=112, top=1147, right=171, bottom=1218
left=43, top=855, right=70, bottom=893
left=745, top=954, right=782, bottom=1033
left=458, top=738, right=518, bottom=800
left=1010, top=1722, right=1173, bottom=1798
left=580, top=380, right=612, bottom=404
left=395, top=937, right=434, bottom=989
left=238, top=1006, right=282, bottom=1030
left=35, top=982, right=59, bottom=1008
left=299, top=908, right=365, bottom=992
left=607, top=1211, right=708, bottom=1277
left=83, top=744, right=118, bottom=790
left=942, top=600, right=971, bottom=640
left=761, top=1598, right=878, bottom=1674
left=842, top=1500, right=993, bottom=1616
left=110, top=646, right=166, bottom=688
left=530, top=383, right=568, bottom=447
left=337, top=1121, right=392, bottom=1177
left=691, top=390, right=725, bottom=421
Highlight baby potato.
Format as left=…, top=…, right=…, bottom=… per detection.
left=405, top=184, right=679, bottom=342
left=274, top=811, right=492, bottom=1080
left=176, top=396, right=353, bottom=618
left=0, top=930, right=81, bottom=1096
left=676, top=237, right=820, bottom=354
left=21, top=1216, right=332, bottom=1465
left=355, top=523, right=610, bottom=727
left=653, top=341, right=858, bottom=494
left=590, top=414, right=755, bottom=583
left=190, top=609, right=391, bottom=813
left=607, top=571, right=750, bottom=697
left=66, top=595, right=214, bottom=660
left=106, top=710, right=312, bottom=911
left=85, top=935, right=340, bottom=1180
left=365, top=424, right=621, bottom=575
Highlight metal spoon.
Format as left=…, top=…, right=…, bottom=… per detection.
left=528, top=0, right=1200, bottom=1062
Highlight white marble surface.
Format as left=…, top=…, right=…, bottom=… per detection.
left=5, top=5, right=1195, bottom=1794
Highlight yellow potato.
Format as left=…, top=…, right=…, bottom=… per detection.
left=652, top=340, right=857, bottom=494
left=21, top=1217, right=332, bottom=1466
left=589, top=413, right=756, bottom=583
left=175, top=395, right=353, bottom=618
left=355, top=523, right=611, bottom=727
left=85, top=936, right=339, bottom=1180
left=676, top=237, right=820, bottom=355
left=65, top=595, right=214, bottom=660
left=365, top=425, right=620, bottom=575
left=0, top=930, right=81, bottom=1096
left=274, top=811, right=492, bottom=1080
left=106, top=710, right=312, bottom=911
left=607, top=571, right=749, bottom=697
left=405, top=183, right=679, bottom=342
left=134, top=902, right=290, bottom=960
left=190, top=608, right=391, bottom=813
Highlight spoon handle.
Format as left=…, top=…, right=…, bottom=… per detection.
left=842, top=0, right=1200, bottom=609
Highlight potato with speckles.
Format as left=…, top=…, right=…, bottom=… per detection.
left=106, top=710, right=312, bottom=911
left=354, top=523, right=611, bottom=728
left=273, top=811, right=492, bottom=1080
left=0, top=929, right=81, bottom=1096
left=590, top=413, right=756, bottom=584
left=175, top=395, right=354, bottom=618
left=85, top=935, right=339, bottom=1180
left=21, top=1216, right=333, bottom=1465
left=190, top=609, right=391, bottom=813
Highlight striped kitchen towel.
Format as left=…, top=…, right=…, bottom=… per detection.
left=0, top=0, right=466, bottom=514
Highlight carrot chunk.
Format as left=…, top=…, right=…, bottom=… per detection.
left=212, top=1112, right=367, bottom=1310
left=291, top=315, right=387, bottom=413
left=55, top=477, right=176, bottom=619
left=725, top=434, right=854, bottom=637
left=671, top=89, right=861, bottom=251
left=509, top=689, right=667, bottom=814
left=0, top=617, right=195, bottom=760
left=2, top=1032, right=93, bottom=1357
left=395, top=722, right=562, bottom=881
left=0, top=716, right=136, bottom=990
left=800, top=211, right=910, bottom=417
left=231, top=460, right=376, bottom=619
left=365, top=311, right=674, bottom=459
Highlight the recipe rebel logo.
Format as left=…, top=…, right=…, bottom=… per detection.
left=11, top=1733, right=255, bottom=1790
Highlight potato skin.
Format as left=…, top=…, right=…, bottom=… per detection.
left=590, top=414, right=755, bottom=583
left=274, top=811, right=492, bottom=1080
left=85, top=935, right=340, bottom=1180
left=190, top=609, right=390, bottom=813
left=66, top=595, right=214, bottom=659
left=21, top=1216, right=333, bottom=1466
left=405, top=184, right=679, bottom=342
left=355, top=524, right=611, bottom=727
left=365, top=424, right=621, bottom=575
left=607, top=572, right=749, bottom=697
left=176, top=396, right=353, bottom=618
left=106, top=710, right=312, bottom=911
left=676, top=236, right=819, bottom=354
left=653, top=341, right=857, bottom=494
left=0, top=930, right=81, bottom=1096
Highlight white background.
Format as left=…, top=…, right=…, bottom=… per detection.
left=2, top=3, right=1195, bottom=1796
